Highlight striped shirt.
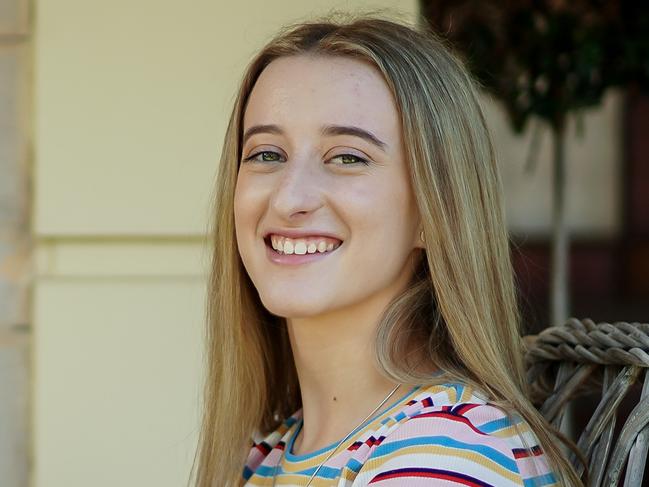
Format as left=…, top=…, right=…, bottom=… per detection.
left=242, top=381, right=559, bottom=486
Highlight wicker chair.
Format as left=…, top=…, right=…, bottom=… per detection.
left=525, top=318, right=649, bottom=487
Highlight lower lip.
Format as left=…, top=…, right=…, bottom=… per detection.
left=265, top=242, right=340, bottom=266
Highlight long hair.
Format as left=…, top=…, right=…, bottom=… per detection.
left=193, top=13, right=583, bottom=487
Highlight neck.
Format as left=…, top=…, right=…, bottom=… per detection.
left=286, top=278, right=411, bottom=455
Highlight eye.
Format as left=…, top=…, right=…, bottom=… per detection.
left=329, top=153, right=370, bottom=165
left=242, top=150, right=285, bottom=163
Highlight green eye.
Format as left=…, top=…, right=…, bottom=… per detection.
left=243, top=151, right=284, bottom=163
left=262, top=152, right=279, bottom=161
left=332, top=154, right=369, bottom=165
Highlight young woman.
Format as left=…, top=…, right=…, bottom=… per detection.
left=193, top=15, right=583, bottom=487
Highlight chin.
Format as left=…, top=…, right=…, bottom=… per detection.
left=259, top=297, right=325, bottom=319
left=257, top=288, right=336, bottom=319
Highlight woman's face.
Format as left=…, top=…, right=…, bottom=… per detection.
left=234, top=54, right=422, bottom=319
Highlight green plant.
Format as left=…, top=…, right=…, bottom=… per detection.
left=423, top=0, right=649, bottom=132
left=422, top=0, right=649, bottom=325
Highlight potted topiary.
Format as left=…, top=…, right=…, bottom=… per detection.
left=422, top=0, right=649, bottom=325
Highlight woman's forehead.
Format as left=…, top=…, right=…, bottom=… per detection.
left=242, top=54, right=400, bottom=141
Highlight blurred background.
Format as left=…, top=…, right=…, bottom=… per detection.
left=0, top=0, right=646, bottom=486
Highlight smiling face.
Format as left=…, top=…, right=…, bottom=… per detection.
left=234, top=54, right=423, bottom=319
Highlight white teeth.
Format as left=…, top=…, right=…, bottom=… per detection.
left=294, top=241, right=307, bottom=255
left=269, top=235, right=341, bottom=255
left=283, top=240, right=294, bottom=254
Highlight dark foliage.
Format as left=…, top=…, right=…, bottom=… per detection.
left=422, top=0, right=649, bottom=132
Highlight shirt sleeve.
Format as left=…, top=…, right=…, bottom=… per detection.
left=357, top=403, right=557, bottom=487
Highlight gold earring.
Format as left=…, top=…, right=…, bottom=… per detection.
left=420, top=230, right=425, bottom=243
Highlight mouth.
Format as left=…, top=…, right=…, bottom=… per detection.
left=263, top=233, right=343, bottom=265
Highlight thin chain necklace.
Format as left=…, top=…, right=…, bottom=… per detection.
left=271, top=384, right=402, bottom=487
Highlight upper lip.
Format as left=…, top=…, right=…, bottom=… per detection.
left=263, top=228, right=344, bottom=241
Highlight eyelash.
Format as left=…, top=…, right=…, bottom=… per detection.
left=242, top=150, right=370, bottom=166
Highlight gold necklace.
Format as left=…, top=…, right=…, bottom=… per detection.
left=271, top=384, right=402, bottom=487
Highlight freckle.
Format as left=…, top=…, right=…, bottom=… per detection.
left=333, top=396, right=337, bottom=401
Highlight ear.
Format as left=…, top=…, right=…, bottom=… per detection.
left=413, top=226, right=426, bottom=250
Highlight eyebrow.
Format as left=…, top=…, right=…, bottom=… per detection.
left=241, top=124, right=388, bottom=152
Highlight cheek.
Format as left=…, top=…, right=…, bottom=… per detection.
left=339, top=177, right=414, bottom=233
left=234, top=175, right=266, bottom=230
left=233, top=180, right=247, bottom=242
left=344, top=183, right=417, bottom=272
left=233, top=175, right=264, bottom=257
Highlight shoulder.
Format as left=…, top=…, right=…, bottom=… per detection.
left=242, top=411, right=301, bottom=482
left=358, top=382, right=558, bottom=487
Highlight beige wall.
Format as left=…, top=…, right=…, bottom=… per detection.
left=488, top=91, right=622, bottom=240
left=0, top=0, right=31, bottom=485
left=32, top=2, right=418, bottom=487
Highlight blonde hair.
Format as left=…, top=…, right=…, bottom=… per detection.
left=193, top=13, right=584, bottom=487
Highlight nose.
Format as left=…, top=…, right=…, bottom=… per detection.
left=269, top=155, right=324, bottom=221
